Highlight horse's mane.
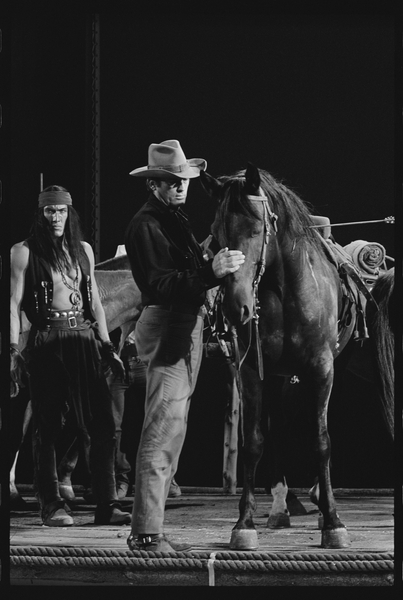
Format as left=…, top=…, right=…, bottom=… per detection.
left=217, top=168, right=324, bottom=254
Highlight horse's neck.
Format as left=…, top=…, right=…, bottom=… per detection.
left=95, top=255, right=131, bottom=270
left=95, top=270, right=133, bottom=300
left=265, top=235, right=333, bottom=285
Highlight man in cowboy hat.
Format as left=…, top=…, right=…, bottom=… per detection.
left=125, top=140, right=245, bottom=553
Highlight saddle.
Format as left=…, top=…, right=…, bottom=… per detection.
left=315, top=233, right=379, bottom=346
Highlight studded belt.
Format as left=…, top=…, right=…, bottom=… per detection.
left=46, top=309, right=86, bottom=329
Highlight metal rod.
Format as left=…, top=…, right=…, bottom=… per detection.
left=310, top=217, right=394, bottom=228
left=91, top=14, right=101, bottom=262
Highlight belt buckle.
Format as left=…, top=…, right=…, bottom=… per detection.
left=68, top=316, right=77, bottom=328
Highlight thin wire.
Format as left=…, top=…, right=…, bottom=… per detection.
left=310, top=217, right=394, bottom=228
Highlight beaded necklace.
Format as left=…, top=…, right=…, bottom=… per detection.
left=57, top=260, right=81, bottom=308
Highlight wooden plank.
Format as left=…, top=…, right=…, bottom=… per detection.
left=10, top=494, right=393, bottom=554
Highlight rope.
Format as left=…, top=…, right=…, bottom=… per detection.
left=10, top=546, right=393, bottom=574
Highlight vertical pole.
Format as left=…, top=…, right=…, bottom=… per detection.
left=92, top=14, right=101, bottom=262
left=39, top=173, right=43, bottom=192
left=85, top=14, right=101, bottom=262
left=218, top=339, right=239, bottom=494
left=223, top=371, right=240, bottom=494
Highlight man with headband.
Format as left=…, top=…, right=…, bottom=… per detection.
left=10, top=185, right=132, bottom=527
left=124, top=140, right=245, bottom=553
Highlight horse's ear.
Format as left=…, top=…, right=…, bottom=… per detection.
left=199, top=170, right=223, bottom=199
left=245, top=162, right=261, bottom=195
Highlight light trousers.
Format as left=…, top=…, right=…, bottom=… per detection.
left=131, top=306, right=204, bottom=535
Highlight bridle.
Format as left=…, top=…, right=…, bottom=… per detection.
left=209, top=190, right=278, bottom=384
left=242, top=193, right=278, bottom=379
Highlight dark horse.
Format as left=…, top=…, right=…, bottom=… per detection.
left=200, top=163, right=376, bottom=550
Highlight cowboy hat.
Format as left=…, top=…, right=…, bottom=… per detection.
left=129, top=140, right=207, bottom=179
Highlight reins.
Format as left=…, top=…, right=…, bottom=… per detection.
left=247, top=194, right=278, bottom=381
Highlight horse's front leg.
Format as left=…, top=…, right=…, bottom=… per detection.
left=266, top=377, right=294, bottom=528
left=230, top=363, right=264, bottom=550
left=308, top=364, right=350, bottom=548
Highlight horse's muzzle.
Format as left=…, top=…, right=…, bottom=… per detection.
left=223, top=301, right=253, bottom=326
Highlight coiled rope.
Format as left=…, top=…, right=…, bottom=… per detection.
left=10, top=546, right=393, bottom=574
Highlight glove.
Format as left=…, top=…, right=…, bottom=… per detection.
left=100, top=341, right=125, bottom=380
left=10, top=345, right=28, bottom=389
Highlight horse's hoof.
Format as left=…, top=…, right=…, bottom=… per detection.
left=267, top=512, right=291, bottom=529
left=321, top=527, right=350, bottom=548
left=229, top=528, right=259, bottom=550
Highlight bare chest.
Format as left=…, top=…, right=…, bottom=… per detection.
left=50, top=264, right=83, bottom=310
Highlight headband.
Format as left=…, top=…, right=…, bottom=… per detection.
left=38, top=191, right=72, bottom=207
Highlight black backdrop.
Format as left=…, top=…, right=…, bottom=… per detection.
left=8, top=12, right=397, bottom=489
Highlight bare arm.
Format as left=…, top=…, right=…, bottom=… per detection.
left=82, top=242, right=111, bottom=343
left=10, top=242, right=29, bottom=346
left=82, top=242, right=124, bottom=378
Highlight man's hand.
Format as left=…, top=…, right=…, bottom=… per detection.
left=212, top=247, right=245, bottom=278
left=101, top=341, right=125, bottom=379
left=10, top=346, right=28, bottom=389
left=109, top=352, right=125, bottom=379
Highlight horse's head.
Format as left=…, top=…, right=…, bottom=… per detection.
left=201, top=163, right=278, bottom=326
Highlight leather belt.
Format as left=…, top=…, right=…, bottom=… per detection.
left=48, top=309, right=84, bottom=318
left=146, top=304, right=206, bottom=317
left=45, top=310, right=86, bottom=329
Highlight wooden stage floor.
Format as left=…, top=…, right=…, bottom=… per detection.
left=9, top=487, right=395, bottom=587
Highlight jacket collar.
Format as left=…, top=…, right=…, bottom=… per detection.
left=147, top=193, right=188, bottom=221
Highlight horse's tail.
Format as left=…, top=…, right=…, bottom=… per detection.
left=367, top=268, right=395, bottom=440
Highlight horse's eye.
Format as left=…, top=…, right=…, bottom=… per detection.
left=251, top=229, right=261, bottom=237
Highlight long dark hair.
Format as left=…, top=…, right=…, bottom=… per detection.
left=29, top=185, right=86, bottom=271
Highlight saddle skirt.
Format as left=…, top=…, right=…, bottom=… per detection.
left=315, top=233, right=379, bottom=351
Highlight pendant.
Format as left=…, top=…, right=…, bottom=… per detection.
left=70, top=291, right=81, bottom=307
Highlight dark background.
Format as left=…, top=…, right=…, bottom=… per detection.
left=7, top=11, right=397, bottom=490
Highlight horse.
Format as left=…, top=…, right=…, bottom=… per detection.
left=199, top=162, right=387, bottom=550
left=94, top=255, right=140, bottom=352
left=10, top=259, right=141, bottom=505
